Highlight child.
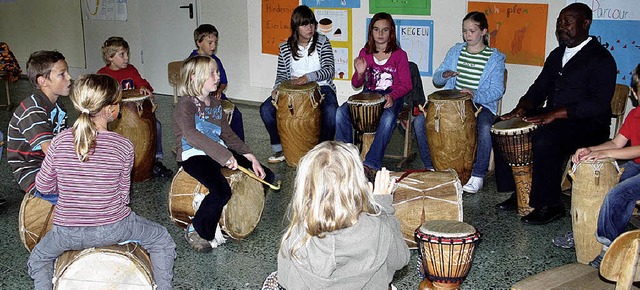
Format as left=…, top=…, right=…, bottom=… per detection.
left=571, top=64, right=640, bottom=268
left=335, top=12, right=412, bottom=181
left=174, top=55, right=275, bottom=252
left=260, top=5, right=338, bottom=163
left=7, top=50, right=70, bottom=198
left=98, top=36, right=172, bottom=178
left=278, top=141, right=410, bottom=289
left=413, top=11, right=506, bottom=193
left=27, top=74, right=176, bottom=290
left=189, top=24, right=245, bottom=141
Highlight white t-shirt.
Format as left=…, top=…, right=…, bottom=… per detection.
left=291, top=43, right=328, bottom=86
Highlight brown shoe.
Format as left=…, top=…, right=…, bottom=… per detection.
left=184, top=225, right=212, bottom=253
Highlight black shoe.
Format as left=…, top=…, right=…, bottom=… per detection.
left=521, top=204, right=565, bottom=225
left=495, top=193, right=517, bottom=211
left=152, top=162, right=173, bottom=178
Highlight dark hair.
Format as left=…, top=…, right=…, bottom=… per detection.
left=26, top=50, right=66, bottom=88
left=365, top=12, right=398, bottom=54
left=463, top=11, right=489, bottom=46
left=564, top=2, right=593, bottom=21
left=288, top=5, right=319, bottom=60
left=194, top=24, right=219, bottom=47
left=632, top=64, right=640, bottom=95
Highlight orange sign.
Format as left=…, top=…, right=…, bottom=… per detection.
left=468, top=2, right=548, bottom=66
left=262, top=0, right=298, bottom=55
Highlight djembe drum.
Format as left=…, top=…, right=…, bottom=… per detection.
left=569, top=158, right=622, bottom=264
left=168, top=167, right=265, bottom=239
left=18, top=193, right=54, bottom=251
left=416, top=220, right=481, bottom=290
left=108, top=90, right=157, bottom=182
left=490, top=118, right=537, bottom=216
left=273, top=81, right=323, bottom=166
left=423, top=90, right=476, bottom=185
left=347, top=92, right=385, bottom=159
left=53, top=243, right=154, bottom=289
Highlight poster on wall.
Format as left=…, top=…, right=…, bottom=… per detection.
left=84, top=0, right=127, bottom=21
left=568, top=0, right=638, bottom=84
left=302, top=0, right=360, bottom=8
left=468, top=2, right=548, bottom=66
left=314, top=8, right=352, bottom=80
left=370, top=0, right=430, bottom=16
left=262, top=0, right=298, bottom=55
left=332, top=46, right=352, bottom=80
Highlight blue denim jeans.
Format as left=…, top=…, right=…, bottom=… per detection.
left=335, top=94, right=404, bottom=170
left=259, top=85, right=338, bottom=153
left=596, top=160, right=640, bottom=247
left=413, top=104, right=495, bottom=178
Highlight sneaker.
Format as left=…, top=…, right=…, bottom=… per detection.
left=209, top=224, right=227, bottom=248
left=184, top=225, right=212, bottom=253
left=152, top=162, right=173, bottom=178
left=552, top=231, right=575, bottom=249
left=462, top=176, right=484, bottom=194
left=589, top=253, right=603, bottom=269
left=363, top=164, right=377, bottom=183
left=268, top=151, right=285, bottom=164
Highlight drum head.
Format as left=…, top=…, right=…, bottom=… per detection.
left=277, top=80, right=318, bottom=92
left=418, top=220, right=476, bottom=238
left=347, top=92, right=384, bottom=104
left=491, top=118, right=537, bottom=134
left=121, top=90, right=148, bottom=102
left=428, top=89, right=471, bottom=101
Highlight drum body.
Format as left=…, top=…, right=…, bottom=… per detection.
left=415, top=220, right=481, bottom=290
left=569, top=158, right=622, bottom=264
left=490, top=118, right=537, bottom=216
left=274, top=81, right=323, bottom=166
left=53, top=243, right=154, bottom=289
left=108, top=91, right=157, bottom=182
left=424, top=90, right=477, bottom=185
left=168, top=167, right=265, bottom=239
left=347, top=92, right=385, bottom=159
left=391, top=170, right=463, bottom=249
left=19, top=193, right=54, bottom=251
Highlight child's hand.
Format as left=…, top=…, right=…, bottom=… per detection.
left=270, top=89, right=278, bottom=100
left=372, top=167, right=396, bottom=195
left=573, top=148, right=591, bottom=163
left=213, top=90, right=223, bottom=100
left=581, top=150, right=611, bottom=162
left=244, top=153, right=266, bottom=179
left=354, top=57, right=367, bottom=75
left=291, top=75, right=309, bottom=86
left=225, top=156, right=238, bottom=170
left=140, top=86, right=152, bottom=96
left=442, top=70, right=459, bottom=79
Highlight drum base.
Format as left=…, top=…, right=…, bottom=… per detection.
left=358, top=132, right=375, bottom=160
left=512, top=165, right=534, bottom=216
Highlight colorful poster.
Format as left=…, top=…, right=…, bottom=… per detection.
left=302, top=0, right=360, bottom=8
left=332, top=46, right=352, bottom=80
left=313, top=8, right=350, bottom=43
left=567, top=0, right=637, bottom=20
left=468, top=2, right=548, bottom=66
left=262, top=0, right=298, bottom=55
left=370, top=0, right=430, bottom=16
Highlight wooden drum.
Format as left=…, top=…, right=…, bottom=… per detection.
left=19, top=193, right=54, bottom=252
left=108, top=91, right=157, bottom=182
left=491, top=118, right=537, bottom=216
left=423, top=90, right=477, bottom=185
left=569, top=158, right=622, bottom=264
left=168, top=167, right=265, bottom=239
left=347, top=92, right=385, bottom=159
left=273, top=81, right=323, bottom=167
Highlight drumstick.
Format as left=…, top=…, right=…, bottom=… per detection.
left=237, top=165, right=281, bottom=190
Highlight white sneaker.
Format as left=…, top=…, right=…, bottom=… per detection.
left=462, top=176, right=484, bottom=194
left=209, top=224, right=227, bottom=248
left=268, top=151, right=285, bottom=163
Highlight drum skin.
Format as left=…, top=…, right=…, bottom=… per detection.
left=348, top=92, right=385, bottom=159
left=108, top=91, right=157, bottom=182
left=19, top=193, right=55, bottom=252
left=424, top=90, right=477, bottom=185
left=168, top=167, right=265, bottom=239
left=569, top=158, right=622, bottom=264
left=274, top=81, right=322, bottom=167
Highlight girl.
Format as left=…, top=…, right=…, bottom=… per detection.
left=278, top=141, right=410, bottom=289
left=334, top=12, right=412, bottom=181
left=260, top=5, right=338, bottom=163
left=174, top=55, right=275, bottom=252
left=27, top=74, right=175, bottom=290
left=413, top=11, right=506, bottom=193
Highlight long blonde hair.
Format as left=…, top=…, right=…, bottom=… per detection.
left=178, top=55, right=218, bottom=97
left=280, top=141, right=380, bottom=258
left=71, top=74, right=121, bottom=162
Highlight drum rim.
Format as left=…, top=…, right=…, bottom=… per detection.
left=428, top=89, right=472, bottom=101
left=277, top=80, right=318, bottom=91
left=575, top=157, right=617, bottom=164
left=490, top=118, right=537, bottom=134
left=415, top=230, right=481, bottom=244
left=120, top=95, right=150, bottom=102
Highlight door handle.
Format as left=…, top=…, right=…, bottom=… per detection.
left=179, top=3, right=193, bottom=19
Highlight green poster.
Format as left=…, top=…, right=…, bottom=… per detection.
left=370, top=0, right=431, bottom=16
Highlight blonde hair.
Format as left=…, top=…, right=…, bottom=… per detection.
left=280, top=141, right=380, bottom=258
left=71, top=74, right=122, bottom=162
left=101, top=36, right=129, bottom=65
left=178, top=55, right=218, bottom=97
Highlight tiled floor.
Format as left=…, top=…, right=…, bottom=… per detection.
left=0, top=78, right=591, bottom=289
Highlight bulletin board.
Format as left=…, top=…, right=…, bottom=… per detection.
left=313, top=8, right=353, bottom=80
left=261, top=0, right=298, bottom=55
left=370, top=0, right=430, bottom=16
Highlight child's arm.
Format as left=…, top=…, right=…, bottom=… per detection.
left=118, top=140, right=134, bottom=203
left=303, top=36, right=334, bottom=84
left=573, top=132, right=631, bottom=163
left=129, top=65, right=154, bottom=96
left=273, top=43, right=290, bottom=90
left=35, top=138, right=59, bottom=194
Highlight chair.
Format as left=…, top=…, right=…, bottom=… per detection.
left=167, top=61, right=183, bottom=104
left=512, top=229, right=640, bottom=290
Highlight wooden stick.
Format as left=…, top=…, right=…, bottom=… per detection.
left=237, top=165, right=281, bottom=190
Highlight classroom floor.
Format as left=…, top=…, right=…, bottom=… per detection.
left=0, top=78, right=595, bottom=289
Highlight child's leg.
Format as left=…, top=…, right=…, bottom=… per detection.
left=260, top=97, right=282, bottom=152
left=319, top=86, right=338, bottom=142
left=27, top=226, right=79, bottom=290
left=335, top=103, right=354, bottom=143
left=155, top=119, right=164, bottom=159
left=471, top=107, right=496, bottom=178
left=364, top=99, right=403, bottom=170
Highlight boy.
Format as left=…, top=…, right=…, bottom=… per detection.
left=7, top=50, right=70, bottom=197
left=98, top=36, right=172, bottom=178
left=189, top=24, right=245, bottom=141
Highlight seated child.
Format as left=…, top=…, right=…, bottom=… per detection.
left=278, top=141, right=410, bottom=289
left=98, top=36, right=172, bottom=178
left=27, top=74, right=176, bottom=290
left=189, top=24, right=245, bottom=141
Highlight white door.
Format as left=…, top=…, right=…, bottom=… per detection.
left=139, top=0, right=198, bottom=95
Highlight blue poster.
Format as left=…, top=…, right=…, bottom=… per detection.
left=302, top=0, right=360, bottom=8
left=591, top=20, right=640, bottom=85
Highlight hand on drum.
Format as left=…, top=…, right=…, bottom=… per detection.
left=270, top=89, right=278, bottom=100
left=139, top=86, right=152, bottom=97
left=574, top=149, right=611, bottom=163
left=501, top=107, right=527, bottom=121
left=243, top=153, right=266, bottom=179
left=442, top=70, right=459, bottom=79
left=460, top=88, right=475, bottom=98
left=383, top=95, right=394, bottom=109
left=572, top=148, right=592, bottom=163
left=290, top=75, right=309, bottom=86
left=370, top=167, right=397, bottom=195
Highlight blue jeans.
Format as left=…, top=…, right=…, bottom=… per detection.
left=221, top=93, right=245, bottom=142
left=335, top=94, right=404, bottom=170
left=413, top=104, right=495, bottom=178
left=596, top=161, right=640, bottom=247
left=259, top=85, right=337, bottom=153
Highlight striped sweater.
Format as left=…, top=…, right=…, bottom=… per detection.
left=273, top=33, right=336, bottom=92
left=36, top=129, right=133, bottom=227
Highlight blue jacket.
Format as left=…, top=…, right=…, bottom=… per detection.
left=433, top=42, right=506, bottom=114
